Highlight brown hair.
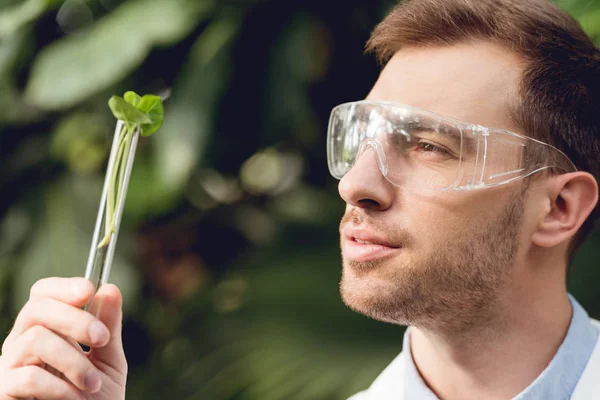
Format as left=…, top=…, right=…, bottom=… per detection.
left=366, top=0, right=600, bottom=264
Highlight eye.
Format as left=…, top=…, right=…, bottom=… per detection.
left=414, top=141, right=452, bottom=158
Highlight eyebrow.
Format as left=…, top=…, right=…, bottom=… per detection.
left=408, top=126, right=461, bottom=145
left=364, top=106, right=482, bottom=157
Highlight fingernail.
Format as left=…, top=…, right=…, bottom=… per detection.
left=88, top=321, right=109, bottom=344
left=85, top=369, right=102, bottom=392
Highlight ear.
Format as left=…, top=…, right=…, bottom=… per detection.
left=532, top=172, right=598, bottom=248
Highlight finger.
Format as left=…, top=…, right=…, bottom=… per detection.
left=3, top=365, right=85, bottom=400
left=8, top=297, right=110, bottom=348
left=3, top=278, right=95, bottom=353
left=29, top=277, right=95, bottom=307
left=88, top=284, right=126, bottom=371
left=5, top=325, right=102, bottom=393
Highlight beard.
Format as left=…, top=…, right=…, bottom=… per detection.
left=339, top=190, right=525, bottom=333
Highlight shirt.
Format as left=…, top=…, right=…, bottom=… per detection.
left=404, top=294, right=599, bottom=400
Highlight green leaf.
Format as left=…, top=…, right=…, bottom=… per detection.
left=108, top=95, right=151, bottom=125
left=124, top=91, right=142, bottom=108
left=578, top=9, right=600, bottom=39
left=0, top=0, right=60, bottom=39
left=51, top=112, right=108, bottom=174
left=0, top=31, right=42, bottom=123
left=24, top=0, right=213, bottom=110
left=137, top=94, right=164, bottom=136
left=152, top=16, right=240, bottom=193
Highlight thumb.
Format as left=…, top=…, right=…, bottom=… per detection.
left=88, top=284, right=127, bottom=374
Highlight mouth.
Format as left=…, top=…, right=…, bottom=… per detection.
left=341, top=227, right=401, bottom=263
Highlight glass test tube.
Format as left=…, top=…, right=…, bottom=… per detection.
left=84, top=120, right=140, bottom=316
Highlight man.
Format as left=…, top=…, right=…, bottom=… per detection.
left=337, top=0, right=600, bottom=398
left=0, top=0, right=599, bottom=399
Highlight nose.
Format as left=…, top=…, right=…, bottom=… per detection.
left=338, top=145, right=395, bottom=211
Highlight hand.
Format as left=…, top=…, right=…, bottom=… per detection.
left=0, top=277, right=128, bottom=400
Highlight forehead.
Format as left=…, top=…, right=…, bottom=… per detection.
left=367, top=41, right=524, bottom=132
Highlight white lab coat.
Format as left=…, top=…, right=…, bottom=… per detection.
left=349, top=319, right=600, bottom=400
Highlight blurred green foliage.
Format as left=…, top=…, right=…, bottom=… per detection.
left=0, top=0, right=599, bottom=399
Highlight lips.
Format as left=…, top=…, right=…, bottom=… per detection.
left=341, top=226, right=401, bottom=262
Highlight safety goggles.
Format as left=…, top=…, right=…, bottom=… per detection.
left=327, top=101, right=577, bottom=192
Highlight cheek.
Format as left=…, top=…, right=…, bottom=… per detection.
left=398, top=197, right=463, bottom=236
left=409, top=212, right=468, bottom=253
left=399, top=194, right=503, bottom=249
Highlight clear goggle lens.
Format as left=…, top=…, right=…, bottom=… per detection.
left=327, top=101, right=576, bottom=192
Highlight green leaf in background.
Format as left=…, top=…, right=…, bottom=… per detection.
left=0, top=0, right=61, bottom=38
left=108, top=95, right=152, bottom=125
left=138, top=94, right=164, bottom=136
left=24, top=0, right=213, bottom=110
left=0, top=31, right=42, bottom=122
left=124, top=90, right=142, bottom=108
left=152, top=15, right=240, bottom=195
left=51, top=112, right=109, bottom=174
left=578, top=9, right=600, bottom=38
left=0, top=29, right=26, bottom=78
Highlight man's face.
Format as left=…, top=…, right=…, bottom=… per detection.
left=338, top=42, right=533, bottom=330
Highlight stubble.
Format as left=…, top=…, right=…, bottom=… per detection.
left=339, top=191, right=525, bottom=335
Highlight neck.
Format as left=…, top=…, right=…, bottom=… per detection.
left=410, top=270, right=572, bottom=400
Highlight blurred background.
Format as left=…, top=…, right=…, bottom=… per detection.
left=0, top=0, right=599, bottom=399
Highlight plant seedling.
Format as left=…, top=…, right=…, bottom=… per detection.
left=84, top=91, right=164, bottom=314
left=97, top=91, right=164, bottom=248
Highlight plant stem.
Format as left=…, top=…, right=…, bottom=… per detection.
left=117, top=128, right=133, bottom=209
left=104, top=125, right=127, bottom=232
left=98, top=124, right=133, bottom=249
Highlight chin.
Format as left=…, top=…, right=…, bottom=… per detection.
left=339, top=256, right=422, bottom=326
